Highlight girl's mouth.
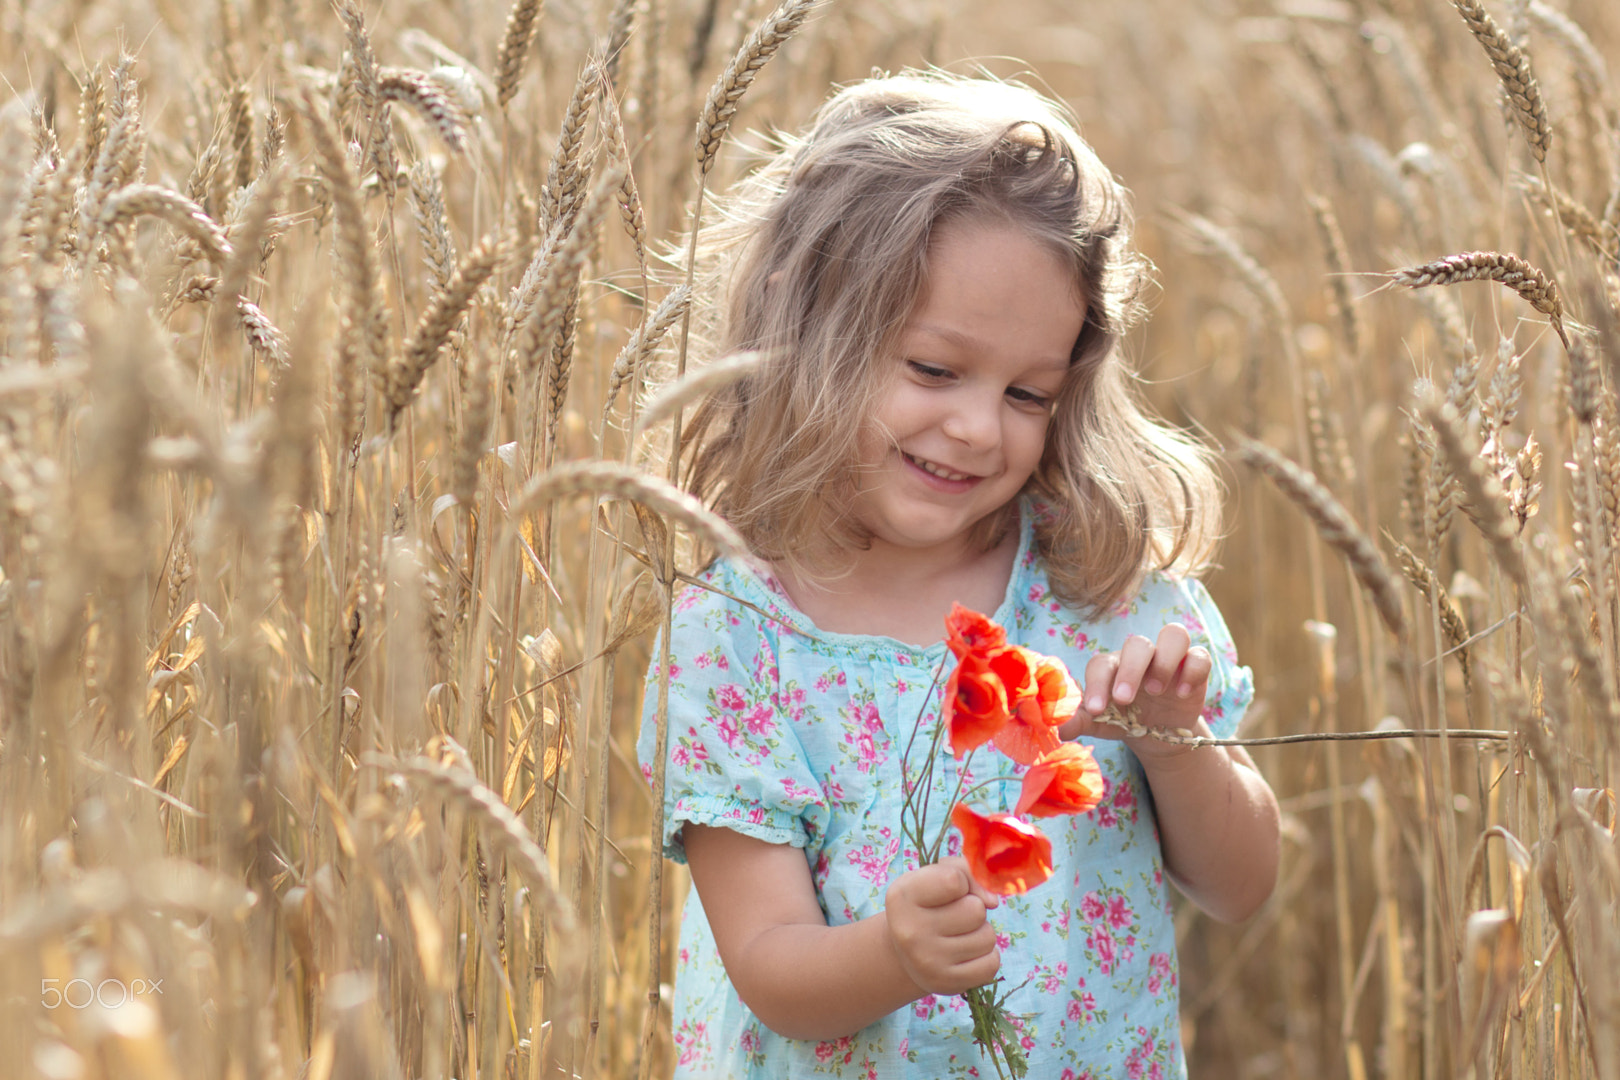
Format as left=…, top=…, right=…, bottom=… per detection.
left=903, top=452, right=978, bottom=485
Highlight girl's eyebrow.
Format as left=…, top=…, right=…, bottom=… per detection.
left=907, top=322, right=1072, bottom=372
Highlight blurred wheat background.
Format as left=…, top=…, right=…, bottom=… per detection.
left=0, top=0, right=1616, bottom=1076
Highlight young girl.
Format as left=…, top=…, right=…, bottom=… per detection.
left=637, top=71, right=1280, bottom=1078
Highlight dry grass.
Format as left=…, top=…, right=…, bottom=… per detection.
left=1, top=1, right=1618, bottom=1079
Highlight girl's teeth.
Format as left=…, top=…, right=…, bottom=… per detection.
left=910, top=455, right=969, bottom=481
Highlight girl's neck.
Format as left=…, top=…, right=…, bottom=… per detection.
left=771, top=525, right=1021, bottom=647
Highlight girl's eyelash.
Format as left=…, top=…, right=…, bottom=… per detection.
left=1007, top=387, right=1053, bottom=407
left=908, top=361, right=1052, bottom=406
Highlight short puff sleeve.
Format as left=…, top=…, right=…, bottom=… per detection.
left=1170, top=576, right=1254, bottom=741
left=635, top=574, right=828, bottom=864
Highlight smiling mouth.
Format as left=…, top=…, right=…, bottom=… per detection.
left=903, top=452, right=976, bottom=482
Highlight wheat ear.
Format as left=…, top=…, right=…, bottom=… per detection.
left=542, top=59, right=602, bottom=232
left=237, top=296, right=288, bottom=368
left=1424, top=397, right=1528, bottom=588
left=633, top=351, right=763, bottom=440
left=453, top=334, right=492, bottom=509
left=408, top=162, right=457, bottom=291
left=378, top=68, right=469, bottom=153
left=1526, top=1, right=1611, bottom=103
left=1307, top=194, right=1365, bottom=362
left=228, top=83, right=254, bottom=193
left=1233, top=434, right=1407, bottom=639
left=603, top=285, right=691, bottom=416
left=526, top=166, right=623, bottom=427
left=1452, top=0, right=1553, bottom=162
left=1389, top=251, right=1568, bottom=349
left=77, top=70, right=106, bottom=184
left=1392, top=540, right=1472, bottom=689
left=298, top=85, right=380, bottom=453
left=1522, top=176, right=1618, bottom=260
left=383, top=755, right=575, bottom=931
left=389, top=234, right=503, bottom=427
left=600, top=84, right=648, bottom=276
left=602, top=0, right=638, bottom=86
left=98, top=185, right=232, bottom=263
left=510, top=460, right=749, bottom=562
left=493, top=0, right=544, bottom=108
left=695, top=0, right=819, bottom=175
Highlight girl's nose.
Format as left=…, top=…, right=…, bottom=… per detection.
left=940, top=392, right=1001, bottom=450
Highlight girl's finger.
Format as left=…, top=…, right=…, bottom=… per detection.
left=933, top=895, right=995, bottom=938
left=1175, top=645, right=1214, bottom=699
left=1111, top=634, right=1156, bottom=705
left=1082, top=651, right=1121, bottom=715
left=1142, top=624, right=1191, bottom=695
left=902, top=859, right=974, bottom=909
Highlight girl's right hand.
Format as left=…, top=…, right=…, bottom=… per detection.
left=883, top=856, right=1001, bottom=995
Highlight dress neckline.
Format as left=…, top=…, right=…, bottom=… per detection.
left=722, top=500, right=1035, bottom=659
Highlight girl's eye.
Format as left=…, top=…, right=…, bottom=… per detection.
left=907, top=360, right=951, bottom=380
left=1006, top=386, right=1053, bottom=409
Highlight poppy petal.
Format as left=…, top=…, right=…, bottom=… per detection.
left=1014, top=743, right=1105, bottom=818
left=945, top=603, right=1007, bottom=660
left=951, top=803, right=1055, bottom=896
left=945, top=654, right=1009, bottom=757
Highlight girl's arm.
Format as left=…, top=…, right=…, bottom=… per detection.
left=682, top=824, right=1001, bottom=1041
left=1058, top=623, right=1280, bottom=923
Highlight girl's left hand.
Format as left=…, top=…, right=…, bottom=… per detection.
left=1056, top=623, right=1211, bottom=759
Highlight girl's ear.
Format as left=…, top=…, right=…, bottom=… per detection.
left=764, top=268, right=787, bottom=289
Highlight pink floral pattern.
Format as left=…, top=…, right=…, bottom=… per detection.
left=638, top=501, right=1251, bottom=1078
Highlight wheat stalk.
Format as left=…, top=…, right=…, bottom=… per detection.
left=1453, top=0, right=1553, bottom=162
left=1233, top=434, right=1407, bottom=640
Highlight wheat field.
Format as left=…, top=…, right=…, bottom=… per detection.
left=0, top=0, right=1616, bottom=1076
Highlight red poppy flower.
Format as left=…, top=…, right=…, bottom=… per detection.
left=944, top=652, right=1010, bottom=757
left=945, top=603, right=1007, bottom=660
left=951, top=803, right=1055, bottom=896
left=1025, top=651, right=1083, bottom=726
left=1015, top=743, right=1105, bottom=818
left=986, top=646, right=1078, bottom=764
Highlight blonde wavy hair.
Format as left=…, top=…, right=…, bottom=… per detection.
left=677, top=70, right=1222, bottom=615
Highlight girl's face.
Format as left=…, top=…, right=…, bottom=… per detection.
left=851, top=216, right=1085, bottom=561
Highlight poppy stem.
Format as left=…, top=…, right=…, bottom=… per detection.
left=926, top=747, right=980, bottom=863
left=900, top=654, right=952, bottom=861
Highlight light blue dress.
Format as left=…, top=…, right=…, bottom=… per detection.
left=637, top=504, right=1252, bottom=1079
